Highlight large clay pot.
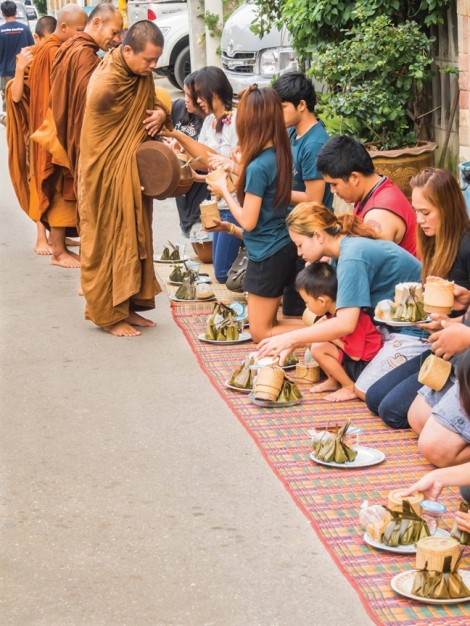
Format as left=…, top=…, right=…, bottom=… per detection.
left=367, top=141, right=437, bottom=200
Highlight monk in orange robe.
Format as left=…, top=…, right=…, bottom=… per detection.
left=28, top=4, right=87, bottom=268
left=49, top=4, right=123, bottom=190
left=5, top=15, right=56, bottom=255
left=78, top=21, right=170, bottom=337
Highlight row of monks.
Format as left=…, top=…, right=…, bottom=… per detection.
left=5, top=5, right=171, bottom=336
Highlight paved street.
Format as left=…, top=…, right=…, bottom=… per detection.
left=0, top=106, right=373, bottom=625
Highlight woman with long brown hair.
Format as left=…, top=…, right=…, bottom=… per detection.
left=366, top=167, right=470, bottom=429
left=257, top=201, right=423, bottom=395
left=208, top=86, right=302, bottom=341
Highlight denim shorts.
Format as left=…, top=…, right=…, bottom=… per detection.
left=419, top=379, right=470, bottom=443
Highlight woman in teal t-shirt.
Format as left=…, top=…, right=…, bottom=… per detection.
left=208, top=86, right=304, bottom=342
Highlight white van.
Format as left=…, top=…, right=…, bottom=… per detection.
left=221, top=4, right=297, bottom=92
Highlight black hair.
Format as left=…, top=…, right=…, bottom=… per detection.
left=457, top=349, right=470, bottom=418
left=122, top=20, right=163, bottom=52
left=1, top=1, right=17, bottom=17
left=35, top=15, right=57, bottom=37
left=295, top=262, right=337, bottom=300
left=176, top=70, right=203, bottom=125
left=316, top=135, right=375, bottom=180
left=193, top=66, right=233, bottom=133
left=272, top=71, right=316, bottom=112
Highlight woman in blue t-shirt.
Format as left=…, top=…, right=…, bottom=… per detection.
left=208, top=86, right=304, bottom=342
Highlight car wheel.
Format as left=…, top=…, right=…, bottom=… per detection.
left=174, top=46, right=191, bottom=90
left=166, top=72, right=182, bottom=89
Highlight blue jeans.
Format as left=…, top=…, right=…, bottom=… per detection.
left=365, top=351, right=431, bottom=429
left=213, top=209, right=241, bottom=283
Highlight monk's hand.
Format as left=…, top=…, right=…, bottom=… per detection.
left=428, top=320, right=470, bottom=360
left=143, top=108, right=166, bottom=137
left=17, top=47, right=34, bottom=71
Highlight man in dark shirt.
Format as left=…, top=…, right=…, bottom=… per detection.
left=0, top=0, right=34, bottom=109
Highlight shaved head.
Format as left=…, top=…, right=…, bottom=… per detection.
left=35, top=15, right=57, bottom=39
left=86, top=3, right=123, bottom=51
left=122, top=20, right=163, bottom=53
left=56, top=3, right=88, bottom=42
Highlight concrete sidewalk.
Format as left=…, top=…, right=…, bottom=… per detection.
left=0, top=128, right=373, bottom=625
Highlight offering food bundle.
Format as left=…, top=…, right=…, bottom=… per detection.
left=375, top=282, right=426, bottom=323
left=411, top=537, right=470, bottom=599
left=311, top=419, right=357, bottom=463
left=205, top=302, right=240, bottom=340
left=174, top=271, right=214, bottom=300
left=360, top=490, right=433, bottom=547
left=228, top=354, right=255, bottom=390
left=451, top=501, right=470, bottom=545
left=161, top=241, right=182, bottom=261
left=169, top=264, right=188, bottom=283
left=253, top=366, right=302, bottom=403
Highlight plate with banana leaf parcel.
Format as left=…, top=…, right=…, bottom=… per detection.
left=364, top=528, right=449, bottom=554
left=198, top=332, right=252, bottom=345
left=391, top=569, right=470, bottom=604
left=310, top=446, right=385, bottom=469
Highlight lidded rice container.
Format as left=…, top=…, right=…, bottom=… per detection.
left=388, top=489, right=424, bottom=516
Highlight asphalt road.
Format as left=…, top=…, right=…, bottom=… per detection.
left=0, top=94, right=373, bottom=625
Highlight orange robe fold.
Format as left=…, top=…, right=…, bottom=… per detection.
left=28, top=34, right=76, bottom=231
left=78, top=48, right=162, bottom=327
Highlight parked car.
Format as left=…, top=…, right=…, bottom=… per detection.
left=0, top=1, right=30, bottom=28
left=221, top=4, right=297, bottom=92
left=25, top=5, right=38, bottom=32
left=152, top=3, right=297, bottom=92
left=127, top=0, right=186, bottom=25
left=152, top=9, right=189, bottom=89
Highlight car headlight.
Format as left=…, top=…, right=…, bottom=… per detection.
left=259, top=48, right=297, bottom=77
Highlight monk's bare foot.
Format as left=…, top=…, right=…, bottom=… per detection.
left=35, top=241, right=53, bottom=255
left=51, top=251, right=80, bottom=268
left=125, top=312, right=156, bottom=327
left=103, top=321, right=141, bottom=337
left=309, top=378, right=340, bottom=394
left=324, top=387, right=358, bottom=403
left=65, top=237, right=80, bottom=247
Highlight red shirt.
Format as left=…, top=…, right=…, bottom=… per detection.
left=341, top=311, right=383, bottom=362
left=354, top=176, right=417, bottom=257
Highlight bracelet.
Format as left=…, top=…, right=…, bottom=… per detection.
left=228, top=223, right=236, bottom=235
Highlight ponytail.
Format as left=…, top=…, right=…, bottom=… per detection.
left=287, top=202, right=378, bottom=240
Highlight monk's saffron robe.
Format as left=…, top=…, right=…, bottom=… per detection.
left=78, top=47, right=162, bottom=327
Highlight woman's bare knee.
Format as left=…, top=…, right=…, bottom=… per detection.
left=408, top=395, right=432, bottom=434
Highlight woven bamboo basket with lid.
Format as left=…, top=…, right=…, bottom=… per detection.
left=388, top=489, right=424, bottom=516
left=418, top=354, right=452, bottom=391
left=295, top=362, right=322, bottom=384
left=254, top=367, right=285, bottom=401
left=415, top=536, right=461, bottom=572
left=423, top=278, right=454, bottom=314
left=200, top=199, right=220, bottom=229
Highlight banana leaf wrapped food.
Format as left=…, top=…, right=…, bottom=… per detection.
left=381, top=500, right=430, bottom=547
left=161, top=241, right=181, bottom=261
left=411, top=552, right=470, bottom=600
left=392, top=283, right=426, bottom=322
left=276, top=379, right=302, bottom=402
left=228, top=355, right=255, bottom=390
left=312, top=419, right=357, bottom=463
left=175, top=272, right=196, bottom=300
left=283, top=353, right=299, bottom=367
left=205, top=302, right=239, bottom=341
left=451, top=501, right=470, bottom=545
left=169, top=264, right=187, bottom=283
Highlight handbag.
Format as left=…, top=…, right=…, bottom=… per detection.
left=226, top=247, right=248, bottom=293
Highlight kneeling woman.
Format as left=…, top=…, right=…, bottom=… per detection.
left=208, top=86, right=303, bottom=342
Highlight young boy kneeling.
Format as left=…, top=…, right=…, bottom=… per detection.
left=296, top=263, right=383, bottom=402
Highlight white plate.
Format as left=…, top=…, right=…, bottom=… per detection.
left=374, top=316, right=431, bottom=327
left=168, top=276, right=212, bottom=286
left=154, top=254, right=189, bottom=263
left=198, top=332, right=252, bottom=345
left=309, top=446, right=385, bottom=468
left=364, top=528, right=449, bottom=554
left=248, top=391, right=303, bottom=408
left=391, top=569, right=470, bottom=604
left=170, top=295, right=216, bottom=303
left=224, top=380, right=252, bottom=394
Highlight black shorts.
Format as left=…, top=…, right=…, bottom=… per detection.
left=282, top=254, right=307, bottom=316
left=340, top=351, right=370, bottom=382
left=244, top=242, right=297, bottom=298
